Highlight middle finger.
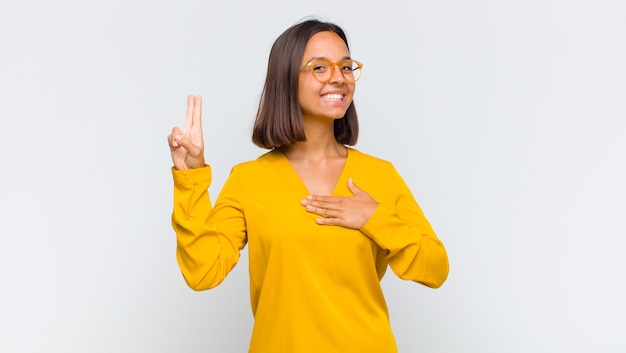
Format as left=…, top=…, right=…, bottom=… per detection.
left=192, top=95, right=203, bottom=129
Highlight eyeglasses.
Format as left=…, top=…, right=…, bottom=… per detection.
left=300, top=59, right=363, bottom=83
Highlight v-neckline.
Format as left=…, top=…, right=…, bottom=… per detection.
left=272, top=147, right=354, bottom=197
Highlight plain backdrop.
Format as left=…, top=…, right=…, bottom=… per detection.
left=1, top=0, right=625, bottom=352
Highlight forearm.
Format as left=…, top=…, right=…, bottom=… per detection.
left=171, top=165, right=241, bottom=290
left=361, top=203, right=449, bottom=288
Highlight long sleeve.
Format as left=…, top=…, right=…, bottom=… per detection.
left=360, top=164, right=449, bottom=288
left=171, top=165, right=247, bottom=291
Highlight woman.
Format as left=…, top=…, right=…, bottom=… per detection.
left=167, top=19, right=449, bottom=353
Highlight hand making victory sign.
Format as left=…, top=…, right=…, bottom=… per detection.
left=168, top=95, right=206, bottom=170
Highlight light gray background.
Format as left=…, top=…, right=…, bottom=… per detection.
left=1, top=0, right=625, bottom=352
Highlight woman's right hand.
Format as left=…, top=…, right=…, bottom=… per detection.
left=168, top=95, right=206, bottom=170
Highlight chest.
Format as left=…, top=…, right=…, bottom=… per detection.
left=242, top=172, right=375, bottom=260
left=288, top=158, right=346, bottom=196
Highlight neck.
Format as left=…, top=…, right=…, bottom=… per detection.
left=280, top=115, right=346, bottom=160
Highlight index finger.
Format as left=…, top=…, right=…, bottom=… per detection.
left=183, top=95, right=194, bottom=134
left=192, top=95, right=203, bottom=130
left=306, top=195, right=341, bottom=204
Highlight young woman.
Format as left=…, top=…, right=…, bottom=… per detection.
left=167, top=19, right=449, bottom=353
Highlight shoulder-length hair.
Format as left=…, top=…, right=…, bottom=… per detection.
left=252, top=19, right=359, bottom=149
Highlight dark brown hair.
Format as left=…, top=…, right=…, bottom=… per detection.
left=252, top=19, right=359, bottom=149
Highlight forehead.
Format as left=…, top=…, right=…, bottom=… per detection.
left=302, top=31, right=350, bottom=61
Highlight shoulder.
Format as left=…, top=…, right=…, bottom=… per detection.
left=349, top=148, right=396, bottom=171
left=348, top=148, right=406, bottom=190
left=229, top=150, right=282, bottom=175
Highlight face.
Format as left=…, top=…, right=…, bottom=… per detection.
left=298, top=31, right=355, bottom=121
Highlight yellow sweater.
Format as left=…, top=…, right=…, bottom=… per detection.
left=172, top=148, right=449, bottom=353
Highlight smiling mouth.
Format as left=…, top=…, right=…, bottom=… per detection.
left=321, top=93, right=343, bottom=102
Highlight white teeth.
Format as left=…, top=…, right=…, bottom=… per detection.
left=322, top=94, right=343, bottom=101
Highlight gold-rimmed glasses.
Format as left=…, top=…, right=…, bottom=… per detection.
left=300, top=58, right=363, bottom=83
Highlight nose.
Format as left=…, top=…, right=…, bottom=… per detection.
left=328, top=64, right=346, bottom=84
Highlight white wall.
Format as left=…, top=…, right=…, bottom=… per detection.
left=1, top=0, right=624, bottom=352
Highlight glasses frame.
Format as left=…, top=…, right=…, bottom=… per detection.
left=300, top=58, right=363, bottom=83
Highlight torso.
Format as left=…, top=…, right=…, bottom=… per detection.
left=237, top=148, right=397, bottom=353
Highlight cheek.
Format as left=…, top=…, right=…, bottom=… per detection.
left=298, top=83, right=324, bottom=103
left=344, top=84, right=356, bottom=102
left=348, top=83, right=356, bottom=95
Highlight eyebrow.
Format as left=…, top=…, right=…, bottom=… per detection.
left=307, top=55, right=352, bottom=62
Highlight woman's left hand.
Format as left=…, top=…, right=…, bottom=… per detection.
left=301, top=178, right=378, bottom=229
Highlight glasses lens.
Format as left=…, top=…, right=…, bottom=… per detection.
left=310, top=60, right=331, bottom=82
left=341, top=60, right=361, bottom=82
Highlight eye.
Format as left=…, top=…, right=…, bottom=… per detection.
left=312, top=63, right=329, bottom=72
left=340, top=61, right=356, bottom=72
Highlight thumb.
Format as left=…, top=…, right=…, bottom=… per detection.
left=175, top=134, right=201, bottom=156
left=347, top=177, right=361, bottom=195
